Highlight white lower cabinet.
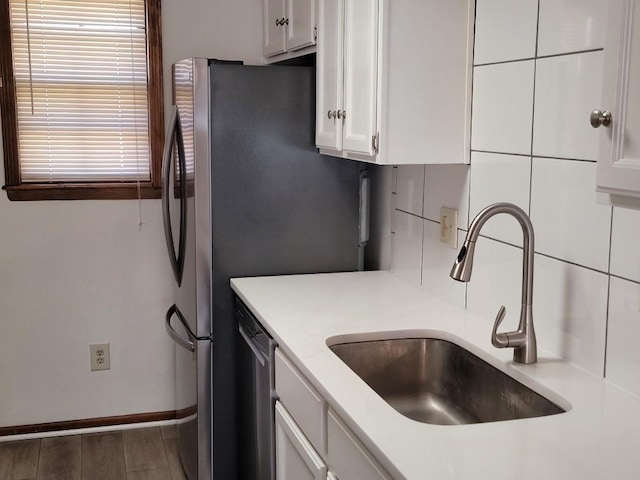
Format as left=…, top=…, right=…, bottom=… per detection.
left=275, top=348, right=393, bottom=480
left=327, top=410, right=391, bottom=480
left=275, top=401, right=327, bottom=480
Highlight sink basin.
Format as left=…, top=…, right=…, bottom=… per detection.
left=329, top=338, right=565, bottom=425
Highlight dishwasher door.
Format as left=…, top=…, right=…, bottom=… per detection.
left=236, top=298, right=277, bottom=480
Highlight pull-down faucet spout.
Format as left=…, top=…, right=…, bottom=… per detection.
left=450, top=203, right=537, bottom=364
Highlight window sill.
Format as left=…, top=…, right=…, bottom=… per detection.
left=3, top=183, right=162, bottom=201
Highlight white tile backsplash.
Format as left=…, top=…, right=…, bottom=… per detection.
left=466, top=237, right=524, bottom=330
left=395, top=165, right=425, bottom=216
left=474, top=0, right=538, bottom=65
left=530, top=158, right=611, bottom=272
left=387, top=0, right=631, bottom=383
left=606, top=276, right=640, bottom=396
left=533, top=51, right=604, bottom=161
left=391, top=211, right=423, bottom=286
left=469, top=152, right=531, bottom=246
left=471, top=61, right=535, bottom=155
left=533, top=254, right=608, bottom=375
left=421, top=221, right=466, bottom=307
left=610, top=207, right=640, bottom=283
left=423, top=164, right=469, bottom=226
left=538, top=0, right=608, bottom=56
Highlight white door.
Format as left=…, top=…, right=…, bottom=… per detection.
left=275, top=402, right=327, bottom=480
left=265, top=0, right=287, bottom=57
left=287, top=0, right=316, bottom=51
left=596, top=0, right=640, bottom=200
left=315, top=0, right=344, bottom=151
left=342, top=0, right=378, bottom=155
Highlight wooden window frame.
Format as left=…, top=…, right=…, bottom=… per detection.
left=0, top=0, right=164, bottom=201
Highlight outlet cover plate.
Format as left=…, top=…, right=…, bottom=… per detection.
left=90, top=343, right=110, bottom=371
left=440, top=207, right=458, bottom=249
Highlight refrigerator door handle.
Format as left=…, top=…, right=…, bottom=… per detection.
left=165, top=304, right=196, bottom=352
left=161, top=105, right=188, bottom=286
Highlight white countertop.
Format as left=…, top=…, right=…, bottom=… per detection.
left=231, top=271, right=640, bottom=480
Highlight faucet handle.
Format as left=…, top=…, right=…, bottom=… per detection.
left=491, top=305, right=509, bottom=348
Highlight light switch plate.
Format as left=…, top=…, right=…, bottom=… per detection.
left=440, top=207, right=458, bottom=249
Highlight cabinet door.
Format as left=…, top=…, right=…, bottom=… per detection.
left=275, top=402, right=328, bottom=480
left=287, top=0, right=317, bottom=51
left=316, top=0, right=344, bottom=151
left=342, top=0, right=378, bottom=156
left=596, top=0, right=640, bottom=201
left=265, top=0, right=287, bottom=57
left=327, top=410, right=391, bottom=480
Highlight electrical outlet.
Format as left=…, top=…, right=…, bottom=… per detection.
left=440, top=207, right=458, bottom=249
left=90, top=343, right=110, bottom=371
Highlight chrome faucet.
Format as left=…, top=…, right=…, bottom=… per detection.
left=450, top=203, right=537, bottom=364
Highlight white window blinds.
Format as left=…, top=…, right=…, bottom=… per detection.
left=9, top=0, right=150, bottom=183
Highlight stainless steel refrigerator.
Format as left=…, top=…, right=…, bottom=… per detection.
left=161, top=58, right=364, bottom=480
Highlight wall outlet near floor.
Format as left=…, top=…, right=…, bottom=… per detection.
left=440, top=207, right=458, bottom=249
left=90, top=343, right=110, bottom=371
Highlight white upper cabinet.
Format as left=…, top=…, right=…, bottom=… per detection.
left=595, top=0, right=640, bottom=207
left=316, top=0, right=379, bottom=157
left=288, top=0, right=317, bottom=51
left=316, top=0, right=344, bottom=151
left=342, top=0, right=379, bottom=156
left=316, top=0, right=475, bottom=165
left=264, top=0, right=317, bottom=61
left=264, top=0, right=287, bottom=57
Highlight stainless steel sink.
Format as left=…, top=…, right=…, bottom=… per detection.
left=329, top=338, right=565, bottom=425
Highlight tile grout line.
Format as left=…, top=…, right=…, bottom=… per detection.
left=473, top=47, right=603, bottom=68
left=603, top=206, right=616, bottom=377
left=476, top=232, right=615, bottom=277
left=603, top=274, right=612, bottom=378
left=528, top=0, right=541, bottom=218
left=472, top=149, right=597, bottom=163
left=466, top=15, right=475, bottom=309
left=419, top=166, right=426, bottom=287
left=609, top=272, right=640, bottom=286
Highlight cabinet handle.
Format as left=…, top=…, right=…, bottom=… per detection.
left=275, top=18, right=281, bottom=26
left=328, top=110, right=337, bottom=120
left=285, top=18, right=289, bottom=25
left=337, top=110, right=346, bottom=120
left=590, top=109, right=612, bottom=128
left=280, top=17, right=286, bottom=26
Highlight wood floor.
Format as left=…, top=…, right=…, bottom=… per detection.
left=0, top=425, right=186, bottom=480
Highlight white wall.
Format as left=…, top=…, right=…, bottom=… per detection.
left=390, top=0, right=640, bottom=394
left=0, top=0, right=262, bottom=428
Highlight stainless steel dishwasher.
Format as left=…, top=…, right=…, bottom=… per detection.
left=236, top=297, right=277, bottom=480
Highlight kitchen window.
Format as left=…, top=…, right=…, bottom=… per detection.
left=0, top=0, right=163, bottom=200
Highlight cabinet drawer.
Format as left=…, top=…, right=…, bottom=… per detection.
left=275, top=349, right=326, bottom=455
left=327, top=410, right=391, bottom=480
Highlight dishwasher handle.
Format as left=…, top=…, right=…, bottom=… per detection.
left=165, top=304, right=196, bottom=352
left=239, top=323, right=267, bottom=368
